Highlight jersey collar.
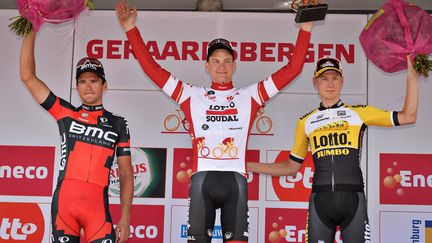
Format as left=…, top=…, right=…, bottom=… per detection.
left=211, top=81, right=234, bottom=90
left=319, top=99, right=344, bottom=110
left=80, top=104, right=104, bottom=111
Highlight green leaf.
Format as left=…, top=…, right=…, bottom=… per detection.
left=86, top=0, right=95, bottom=10
left=8, top=16, right=33, bottom=37
left=413, top=55, right=432, bottom=78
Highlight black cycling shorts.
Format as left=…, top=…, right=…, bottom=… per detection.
left=187, top=171, right=249, bottom=243
left=306, top=191, right=371, bottom=243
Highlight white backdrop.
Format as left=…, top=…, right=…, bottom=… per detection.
left=0, top=9, right=431, bottom=243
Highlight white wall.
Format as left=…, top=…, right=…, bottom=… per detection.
left=0, top=9, right=431, bottom=243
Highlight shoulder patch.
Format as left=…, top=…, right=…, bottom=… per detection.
left=299, top=109, right=316, bottom=120
left=351, top=104, right=367, bottom=108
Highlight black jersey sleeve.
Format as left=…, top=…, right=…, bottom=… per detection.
left=116, top=117, right=131, bottom=157
left=40, top=92, right=76, bottom=120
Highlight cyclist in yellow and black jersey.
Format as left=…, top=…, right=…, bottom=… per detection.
left=248, top=56, right=418, bottom=243
left=290, top=100, right=399, bottom=190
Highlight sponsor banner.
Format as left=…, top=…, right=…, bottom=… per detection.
left=109, top=204, right=164, bottom=242
left=73, top=11, right=367, bottom=94
left=265, top=208, right=342, bottom=243
left=109, top=147, right=166, bottom=198
left=380, top=211, right=432, bottom=243
left=380, top=153, right=432, bottom=205
left=0, top=202, right=48, bottom=242
left=170, top=205, right=258, bottom=243
left=171, top=148, right=259, bottom=200
left=265, top=150, right=314, bottom=202
left=0, top=145, right=54, bottom=196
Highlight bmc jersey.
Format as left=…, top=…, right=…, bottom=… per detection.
left=41, top=92, right=131, bottom=187
left=289, top=100, right=399, bottom=188
left=126, top=27, right=311, bottom=174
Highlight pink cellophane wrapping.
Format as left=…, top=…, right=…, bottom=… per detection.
left=16, top=0, right=87, bottom=31
left=359, top=0, right=432, bottom=73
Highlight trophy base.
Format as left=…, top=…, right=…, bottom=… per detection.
left=295, top=4, right=329, bottom=23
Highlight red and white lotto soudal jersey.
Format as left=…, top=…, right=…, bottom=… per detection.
left=126, top=27, right=311, bottom=175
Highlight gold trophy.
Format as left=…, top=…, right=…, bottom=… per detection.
left=291, top=0, right=329, bottom=23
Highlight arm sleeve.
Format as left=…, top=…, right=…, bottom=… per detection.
left=289, top=118, right=309, bottom=164
left=355, top=105, right=400, bottom=127
left=126, top=27, right=190, bottom=103
left=40, top=91, right=74, bottom=120
left=252, top=29, right=311, bottom=105
left=116, top=118, right=131, bottom=157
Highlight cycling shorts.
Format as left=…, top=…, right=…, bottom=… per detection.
left=187, top=171, right=249, bottom=243
left=306, top=190, right=371, bottom=243
left=51, top=179, right=115, bottom=243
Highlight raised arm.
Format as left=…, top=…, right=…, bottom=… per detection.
left=397, top=55, right=419, bottom=125
left=270, top=22, right=313, bottom=90
left=254, top=22, right=312, bottom=104
left=116, top=0, right=137, bottom=32
left=20, top=31, right=50, bottom=104
left=116, top=1, right=171, bottom=89
left=248, top=158, right=302, bottom=177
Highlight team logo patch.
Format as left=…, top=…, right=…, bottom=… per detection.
left=224, top=231, right=233, bottom=239
left=58, top=236, right=70, bottom=242
left=99, top=117, right=112, bottom=128
left=99, top=117, right=108, bottom=123
left=337, top=110, right=346, bottom=116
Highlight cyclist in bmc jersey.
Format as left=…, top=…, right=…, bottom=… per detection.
left=20, top=31, right=134, bottom=243
left=116, top=1, right=313, bottom=242
left=248, top=56, right=418, bottom=243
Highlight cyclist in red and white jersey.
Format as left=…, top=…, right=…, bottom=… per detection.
left=116, top=1, right=313, bottom=242
left=20, top=31, right=134, bottom=243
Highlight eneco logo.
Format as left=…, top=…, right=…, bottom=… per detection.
left=380, top=154, right=432, bottom=205
left=129, top=225, right=158, bottom=239
left=0, top=145, right=54, bottom=197
left=383, top=162, right=432, bottom=194
left=113, top=224, right=158, bottom=239
left=271, top=151, right=313, bottom=201
left=0, top=203, right=44, bottom=241
left=0, top=165, right=48, bottom=179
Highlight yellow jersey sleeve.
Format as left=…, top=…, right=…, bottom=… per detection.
left=352, top=105, right=399, bottom=127
left=289, top=117, right=309, bottom=164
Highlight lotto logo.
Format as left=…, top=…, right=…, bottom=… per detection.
left=0, top=203, right=44, bottom=241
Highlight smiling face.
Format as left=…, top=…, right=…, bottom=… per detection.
left=76, top=72, right=107, bottom=106
left=313, top=70, right=344, bottom=107
left=205, top=49, right=236, bottom=84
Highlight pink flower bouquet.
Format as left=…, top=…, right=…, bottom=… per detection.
left=9, top=0, right=94, bottom=36
left=359, top=0, right=432, bottom=77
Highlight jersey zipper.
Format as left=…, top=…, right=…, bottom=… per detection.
left=329, top=107, right=335, bottom=192
left=87, top=145, right=93, bottom=182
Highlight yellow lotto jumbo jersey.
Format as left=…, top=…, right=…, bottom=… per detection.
left=289, top=100, right=399, bottom=187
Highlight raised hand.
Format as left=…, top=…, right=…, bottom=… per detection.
left=300, top=21, right=313, bottom=32
left=116, top=0, right=137, bottom=32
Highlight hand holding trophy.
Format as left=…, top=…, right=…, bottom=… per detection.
left=291, top=0, right=329, bottom=23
